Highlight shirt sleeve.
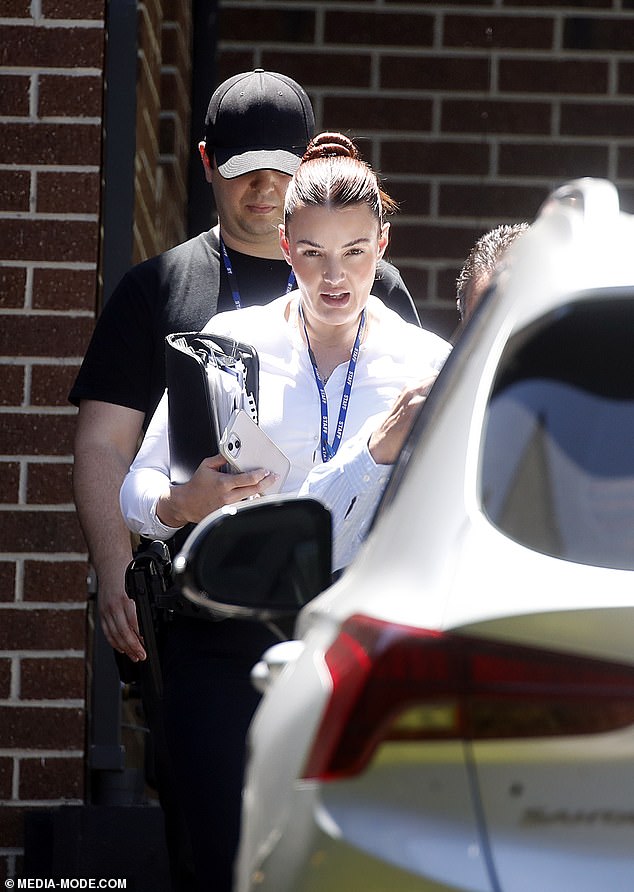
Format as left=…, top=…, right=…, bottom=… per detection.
left=119, top=392, right=183, bottom=539
left=298, top=427, right=391, bottom=572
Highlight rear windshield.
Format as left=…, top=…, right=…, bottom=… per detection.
left=480, top=293, right=634, bottom=570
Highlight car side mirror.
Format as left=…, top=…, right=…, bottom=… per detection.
left=171, top=496, right=333, bottom=620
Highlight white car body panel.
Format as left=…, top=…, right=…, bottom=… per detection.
left=234, top=180, right=634, bottom=891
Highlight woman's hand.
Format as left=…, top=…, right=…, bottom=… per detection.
left=156, top=454, right=276, bottom=527
left=368, top=377, right=437, bottom=466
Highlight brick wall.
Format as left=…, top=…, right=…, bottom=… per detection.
left=3, top=0, right=634, bottom=881
left=0, top=0, right=192, bottom=880
left=216, top=0, right=634, bottom=336
left=0, top=1, right=105, bottom=878
left=134, top=0, right=192, bottom=263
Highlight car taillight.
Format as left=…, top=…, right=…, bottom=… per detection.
left=302, top=614, right=634, bottom=781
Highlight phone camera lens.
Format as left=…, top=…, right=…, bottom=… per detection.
left=235, top=438, right=241, bottom=449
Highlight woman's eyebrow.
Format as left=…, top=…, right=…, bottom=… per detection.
left=296, top=237, right=372, bottom=248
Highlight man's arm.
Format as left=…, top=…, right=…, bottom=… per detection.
left=72, top=400, right=147, bottom=662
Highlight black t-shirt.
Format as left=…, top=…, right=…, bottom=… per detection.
left=69, top=227, right=419, bottom=426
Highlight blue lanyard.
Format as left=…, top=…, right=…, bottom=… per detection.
left=299, top=303, right=366, bottom=463
left=220, top=237, right=296, bottom=309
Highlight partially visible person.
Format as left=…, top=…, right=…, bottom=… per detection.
left=71, top=68, right=419, bottom=668
left=120, top=132, right=451, bottom=891
left=456, top=222, right=530, bottom=323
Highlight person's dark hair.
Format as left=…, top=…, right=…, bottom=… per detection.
left=456, top=222, right=530, bottom=322
left=284, top=132, right=398, bottom=230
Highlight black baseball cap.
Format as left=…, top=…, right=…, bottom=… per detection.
left=204, top=69, right=315, bottom=179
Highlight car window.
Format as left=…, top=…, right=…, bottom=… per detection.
left=481, top=293, right=634, bottom=570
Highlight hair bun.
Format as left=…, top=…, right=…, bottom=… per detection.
left=302, top=132, right=359, bottom=163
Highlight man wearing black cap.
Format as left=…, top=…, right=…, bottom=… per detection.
left=70, top=69, right=418, bottom=891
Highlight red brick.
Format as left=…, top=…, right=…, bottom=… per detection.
left=21, top=657, right=85, bottom=700
left=20, top=755, right=84, bottom=800
left=0, top=563, right=16, bottom=603
left=215, top=51, right=258, bottom=85
left=38, top=74, right=103, bottom=118
left=0, top=509, right=85, bottom=553
left=387, top=181, right=432, bottom=216
left=438, top=266, right=465, bottom=305
left=0, top=663, right=10, bottom=702
left=441, top=99, right=551, bottom=135
left=561, top=102, right=634, bottom=138
left=417, top=305, right=458, bottom=341
left=26, top=462, right=73, bottom=504
left=391, top=222, right=483, bottom=263
left=159, top=116, right=177, bottom=155
left=32, top=268, right=96, bottom=312
left=0, top=368, right=25, bottom=407
left=0, top=806, right=26, bottom=849
left=31, top=365, right=79, bottom=408
left=500, top=58, right=608, bottom=94
left=42, top=0, right=104, bottom=17
left=0, top=757, right=11, bottom=798
left=506, top=0, right=610, bottom=6
left=161, top=22, right=190, bottom=67
left=23, top=560, right=89, bottom=604
left=381, top=55, right=490, bottom=92
left=620, top=62, right=634, bottom=95
left=0, top=267, right=26, bottom=308
left=443, top=14, right=553, bottom=49
left=323, top=96, right=433, bottom=133
left=0, top=463, right=20, bottom=503
left=0, top=607, right=85, bottom=651
left=439, top=183, right=544, bottom=220
left=0, top=219, right=98, bottom=263
left=220, top=8, right=315, bottom=43
left=0, top=315, right=94, bottom=358
left=0, top=705, right=84, bottom=749
left=0, top=25, right=104, bottom=68
left=0, top=74, right=30, bottom=115
left=2, top=0, right=31, bottom=14
left=381, top=139, right=489, bottom=176
left=324, top=10, right=433, bottom=47
left=262, top=50, right=371, bottom=90
left=0, top=414, right=75, bottom=457
left=0, top=169, right=29, bottom=212
left=393, top=264, right=429, bottom=304
left=0, top=123, right=100, bottom=166
left=160, top=68, right=189, bottom=112
left=498, top=142, right=608, bottom=178
left=38, top=169, right=100, bottom=213
left=617, top=146, right=634, bottom=179
left=563, top=16, right=634, bottom=51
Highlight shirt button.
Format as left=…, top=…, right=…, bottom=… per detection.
left=363, top=474, right=370, bottom=482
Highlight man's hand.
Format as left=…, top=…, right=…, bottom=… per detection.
left=98, top=560, right=147, bottom=662
left=157, top=454, right=277, bottom=528
left=368, top=376, right=437, bottom=466
left=73, top=400, right=147, bottom=662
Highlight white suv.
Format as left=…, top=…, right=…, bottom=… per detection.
left=175, top=178, right=634, bottom=892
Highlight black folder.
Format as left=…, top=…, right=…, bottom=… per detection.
left=165, top=332, right=259, bottom=485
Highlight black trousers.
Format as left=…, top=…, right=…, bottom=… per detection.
left=161, top=615, right=280, bottom=892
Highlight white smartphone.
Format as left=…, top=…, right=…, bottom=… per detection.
left=219, top=409, right=291, bottom=494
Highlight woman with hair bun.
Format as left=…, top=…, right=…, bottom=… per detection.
left=119, top=132, right=450, bottom=888
left=122, top=131, right=450, bottom=551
